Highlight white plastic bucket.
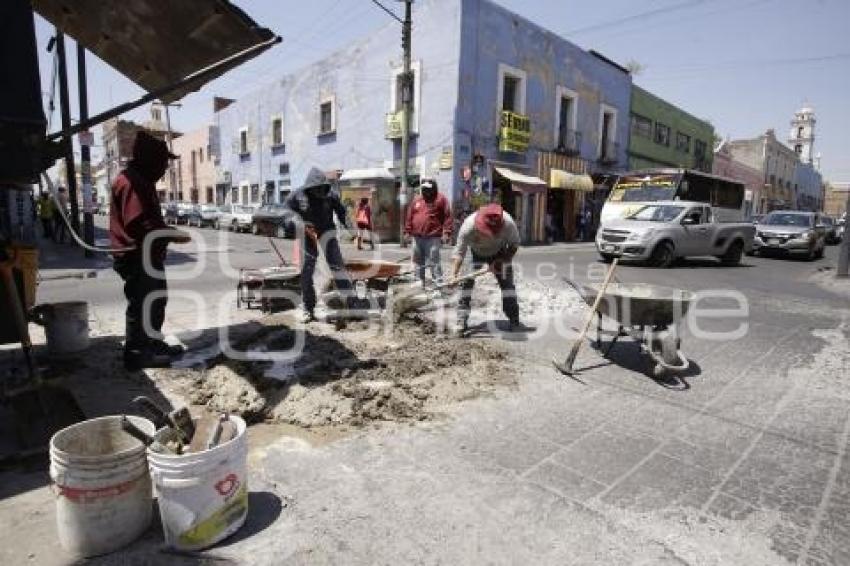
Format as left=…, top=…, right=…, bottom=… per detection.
left=33, top=301, right=90, bottom=356
left=147, top=416, right=249, bottom=551
left=49, top=415, right=155, bottom=557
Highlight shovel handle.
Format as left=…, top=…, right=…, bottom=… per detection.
left=436, top=267, right=490, bottom=290
left=131, top=396, right=170, bottom=430
left=120, top=415, right=154, bottom=446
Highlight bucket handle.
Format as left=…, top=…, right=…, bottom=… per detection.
left=152, top=473, right=204, bottom=489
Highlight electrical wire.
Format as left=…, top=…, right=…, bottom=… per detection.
left=368, top=0, right=403, bottom=24
left=564, top=0, right=710, bottom=36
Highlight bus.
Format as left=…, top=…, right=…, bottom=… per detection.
left=601, top=168, right=747, bottom=224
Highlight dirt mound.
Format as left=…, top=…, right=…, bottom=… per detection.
left=169, top=316, right=514, bottom=428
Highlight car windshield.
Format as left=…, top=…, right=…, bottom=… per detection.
left=762, top=213, right=812, bottom=227
left=237, top=206, right=255, bottom=213
left=201, top=205, right=218, bottom=211
left=627, top=204, right=685, bottom=222
left=822, top=217, right=833, bottom=226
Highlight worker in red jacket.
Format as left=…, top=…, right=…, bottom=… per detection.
left=404, top=178, right=452, bottom=284
left=110, top=132, right=190, bottom=370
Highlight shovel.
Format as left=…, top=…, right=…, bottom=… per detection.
left=385, top=266, right=490, bottom=319
left=552, top=258, right=618, bottom=376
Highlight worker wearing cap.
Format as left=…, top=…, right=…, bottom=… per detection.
left=405, top=178, right=452, bottom=284
left=284, top=167, right=355, bottom=322
left=110, top=131, right=190, bottom=370
left=450, top=203, right=521, bottom=333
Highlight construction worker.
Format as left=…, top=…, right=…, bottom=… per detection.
left=405, top=178, right=452, bottom=285
left=450, top=203, right=521, bottom=334
left=110, top=132, right=190, bottom=370
left=284, top=167, right=355, bottom=322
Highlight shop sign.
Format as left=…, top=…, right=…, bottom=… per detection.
left=385, top=111, right=404, bottom=139
left=498, top=110, right=530, bottom=153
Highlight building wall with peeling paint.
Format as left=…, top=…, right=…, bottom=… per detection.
left=216, top=0, right=463, bottom=206
left=455, top=0, right=632, bottom=174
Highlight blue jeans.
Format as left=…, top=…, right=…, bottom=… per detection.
left=457, top=253, right=519, bottom=324
left=413, top=236, right=443, bottom=283
left=300, top=233, right=353, bottom=313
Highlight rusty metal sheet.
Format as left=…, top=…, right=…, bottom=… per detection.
left=32, top=0, right=277, bottom=102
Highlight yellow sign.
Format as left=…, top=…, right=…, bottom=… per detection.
left=499, top=111, right=530, bottom=153
left=439, top=146, right=453, bottom=169
left=385, top=111, right=403, bottom=139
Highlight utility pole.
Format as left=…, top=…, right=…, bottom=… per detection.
left=55, top=29, right=81, bottom=236
left=77, top=44, right=95, bottom=257
left=398, top=0, right=413, bottom=247
left=164, top=103, right=177, bottom=201
left=838, top=189, right=850, bottom=277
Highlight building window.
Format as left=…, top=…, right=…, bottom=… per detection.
left=206, top=186, right=213, bottom=203
left=250, top=184, right=260, bottom=203
left=497, top=63, right=527, bottom=114
left=239, top=128, right=249, bottom=155
left=271, top=116, right=283, bottom=146
left=694, top=139, right=707, bottom=164
left=797, top=126, right=804, bottom=138
left=654, top=122, right=671, bottom=146
left=598, top=103, right=618, bottom=161
left=152, top=107, right=162, bottom=121
left=676, top=132, right=691, bottom=153
left=318, top=96, right=336, bottom=135
left=555, top=86, right=579, bottom=151
left=794, top=144, right=802, bottom=154
left=199, top=147, right=204, bottom=162
left=630, top=113, right=652, bottom=139
left=391, top=61, right=421, bottom=133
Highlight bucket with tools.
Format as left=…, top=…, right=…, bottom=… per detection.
left=123, top=397, right=249, bottom=551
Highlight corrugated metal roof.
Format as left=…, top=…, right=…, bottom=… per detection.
left=32, top=0, right=278, bottom=102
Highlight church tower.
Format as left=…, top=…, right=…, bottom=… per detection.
left=788, top=102, right=815, bottom=164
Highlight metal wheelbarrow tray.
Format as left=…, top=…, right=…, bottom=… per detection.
left=237, top=266, right=301, bottom=312
left=577, top=282, right=694, bottom=377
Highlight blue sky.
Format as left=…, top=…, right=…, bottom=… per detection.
left=34, top=0, right=850, bottom=180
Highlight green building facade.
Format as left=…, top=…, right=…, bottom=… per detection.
left=628, top=85, right=714, bottom=172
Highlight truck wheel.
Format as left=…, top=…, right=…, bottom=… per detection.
left=720, top=240, right=743, bottom=266
left=599, top=253, right=615, bottom=263
left=815, top=244, right=825, bottom=259
left=649, top=241, right=674, bottom=268
left=276, top=224, right=287, bottom=239
left=252, top=223, right=261, bottom=236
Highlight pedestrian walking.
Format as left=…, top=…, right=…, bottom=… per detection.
left=405, top=178, right=452, bottom=285
left=110, top=132, right=190, bottom=370
left=53, top=186, right=68, bottom=243
left=450, top=203, right=522, bottom=334
left=284, top=167, right=356, bottom=323
left=355, top=197, right=374, bottom=251
left=37, top=192, right=54, bottom=239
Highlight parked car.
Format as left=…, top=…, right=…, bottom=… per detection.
left=837, top=216, right=846, bottom=241
left=187, top=204, right=221, bottom=228
left=217, top=204, right=256, bottom=232
left=821, top=216, right=841, bottom=245
left=752, top=210, right=826, bottom=260
left=164, top=201, right=194, bottom=225
left=251, top=203, right=296, bottom=238
left=596, top=201, right=755, bottom=267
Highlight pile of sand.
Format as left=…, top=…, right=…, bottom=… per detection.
left=170, top=317, right=515, bottom=428
left=469, top=273, right=586, bottom=320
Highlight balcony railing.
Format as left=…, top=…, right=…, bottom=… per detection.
left=599, top=141, right=619, bottom=164
left=555, top=130, right=582, bottom=156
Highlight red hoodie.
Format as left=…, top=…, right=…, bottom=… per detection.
left=405, top=193, right=452, bottom=238
left=109, top=165, right=168, bottom=258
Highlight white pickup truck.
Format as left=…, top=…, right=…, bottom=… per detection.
left=596, top=201, right=755, bottom=267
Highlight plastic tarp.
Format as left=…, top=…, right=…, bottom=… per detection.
left=339, top=168, right=395, bottom=182
left=32, top=0, right=277, bottom=103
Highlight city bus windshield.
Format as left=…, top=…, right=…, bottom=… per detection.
left=609, top=175, right=677, bottom=202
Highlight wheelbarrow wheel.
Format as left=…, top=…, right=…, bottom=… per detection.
left=660, top=333, right=680, bottom=366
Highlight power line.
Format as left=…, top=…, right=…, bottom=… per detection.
left=564, top=0, right=710, bottom=36
left=369, top=0, right=403, bottom=24
left=640, top=52, right=850, bottom=80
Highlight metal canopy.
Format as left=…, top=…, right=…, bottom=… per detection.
left=32, top=0, right=277, bottom=103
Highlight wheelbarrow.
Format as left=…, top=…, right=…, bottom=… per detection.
left=321, top=259, right=416, bottom=312
left=573, top=282, right=694, bottom=378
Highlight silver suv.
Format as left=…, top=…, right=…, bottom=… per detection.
left=753, top=211, right=826, bottom=260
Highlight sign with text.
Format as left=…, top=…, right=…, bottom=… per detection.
left=385, top=111, right=403, bottom=139
left=499, top=110, right=530, bottom=153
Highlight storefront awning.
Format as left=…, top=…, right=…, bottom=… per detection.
left=494, top=166, right=547, bottom=194
left=339, top=168, right=395, bottom=182
left=550, top=169, right=595, bottom=191
left=32, top=0, right=279, bottom=104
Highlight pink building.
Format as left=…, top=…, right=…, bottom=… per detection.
left=713, top=140, right=764, bottom=217
left=157, top=124, right=220, bottom=204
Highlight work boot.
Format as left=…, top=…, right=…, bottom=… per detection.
left=506, top=318, right=525, bottom=333
left=453, top=316, right=469, bottom=337
left=123, top=346, right=173, bottom=371
left=149, top=339, right=185, bottom=357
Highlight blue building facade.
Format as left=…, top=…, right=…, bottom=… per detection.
left=216, top=0, right=631, bottom=242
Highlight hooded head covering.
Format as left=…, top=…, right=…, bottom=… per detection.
left=474, top=203, right=505, bottom=237
left=301, top=167, right=332, bottom=197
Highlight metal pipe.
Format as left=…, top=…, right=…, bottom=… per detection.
left=46, top=35, right=281, bottom=143
left=55, top=29, right=81, bottom=235
left=77, top=43, right=95, bottom=256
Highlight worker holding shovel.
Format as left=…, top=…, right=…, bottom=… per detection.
left=284, top=167, right=355, bottom=323
left=449, top=203, right=522, bottom=335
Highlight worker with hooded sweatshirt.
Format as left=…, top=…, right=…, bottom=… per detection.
left=110, top=132, right=190, bottom=370
left=284, top=167, right=355, bottom=322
